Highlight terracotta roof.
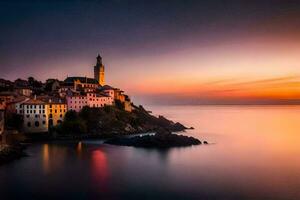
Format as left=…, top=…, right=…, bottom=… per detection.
left=7, top=96, right=28, bottom=104
left=23, top=99, right=46, bottom=105
left=47, top=98, right=66, bottom=104
left=101, top=85, right=115, bottom=90
left=0, top=91, right=18, bottom=96
left=64, top=77, right=99, bottom=84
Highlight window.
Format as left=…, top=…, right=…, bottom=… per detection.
left=55, top=110, right=57, bottom=113
left=49, top=114, right=53, bottom=118
left=60, top=114, right=62, bottom=118
left=43, top=114, right=46, bottom=118
left=50, top=109, right=52, bottom=113
left=57, top=120, right=62, bottom=124
left=26, top=115, right=30, bottom=118
left=35, top=115, right=39, bottom=118
left=49, top=119, right=53, bottom=127
left=27, top=122, right=31, bottom=127
left=34, top=121, right=39, bottom=127
left=50, top=105, right=52, bottom=108
left=30, top=110, right=32, bottom=114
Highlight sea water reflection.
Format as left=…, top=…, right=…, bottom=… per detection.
left=0, top=106, right=300, bottom=199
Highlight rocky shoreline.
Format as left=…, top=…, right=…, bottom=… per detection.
left=0, top=144, right=26, bottom=165
left=51, top=105, right=191, bottom=137
left=105, top=129, right=205, bottom=148
left=1, top=105, right=201, bottom=164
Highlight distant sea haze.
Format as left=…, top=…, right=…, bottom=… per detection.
left=134, top=95, right=300, bottom=106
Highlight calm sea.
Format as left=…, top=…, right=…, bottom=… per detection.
left=1, top=105, right=300, bottom=200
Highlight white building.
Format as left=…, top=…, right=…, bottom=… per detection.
left=22, top=99, right=48, bottom=133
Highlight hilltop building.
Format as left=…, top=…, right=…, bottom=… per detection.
left=0, top=52, right=133, bottom=134
left=94, top=54, right=105, bottom=86
left=63, top=54, right=105, bottom=91
left=66, top=91, right=113, bottom=112
left=64, top=77, right=98, bottom=93
left=14, top=87, right=32, bottom=97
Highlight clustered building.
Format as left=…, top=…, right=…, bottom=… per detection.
left=0, top=54, right=132, bottom=135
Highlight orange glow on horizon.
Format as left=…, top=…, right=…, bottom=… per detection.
left=132, top=75, right=300, bottom=102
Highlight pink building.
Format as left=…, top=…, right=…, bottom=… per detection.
left=66, top=92, right=113, bottom=112
left=66, top=95, right=87, bottom=112
left=86, top=93, right=113, bottom=108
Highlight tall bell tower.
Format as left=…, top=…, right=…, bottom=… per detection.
left=94, top=54, right=105, bottom=86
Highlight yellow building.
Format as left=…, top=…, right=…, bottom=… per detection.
left=94, top=54, right=105, bottom=86
left=47, top=99, right=67, bottom=128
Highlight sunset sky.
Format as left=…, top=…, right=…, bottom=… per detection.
left=1, top=0, right=300, bottom=104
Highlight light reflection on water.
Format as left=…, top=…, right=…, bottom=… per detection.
left=0, top=105, right=300, bottom=200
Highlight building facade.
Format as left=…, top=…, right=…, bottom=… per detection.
left=86, top=93, right=113, bottom=108
left=14, top=87, right=32, bottom=97
left=22, top=99, right=49, bottom=133
left=66, top=92, right=113, bottom=112
left=94, top=54, right=105, bottom=86
left=66, top=94, right=88, bottom=112
left=47, top=99, right=67, bottom=127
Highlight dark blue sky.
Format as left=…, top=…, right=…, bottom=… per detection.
left=1, top=0, right=299, bottom=76
left=1, top=0, right=300, bottom=104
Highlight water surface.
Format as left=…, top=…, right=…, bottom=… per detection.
left=1, top=105, right=300, bottom=199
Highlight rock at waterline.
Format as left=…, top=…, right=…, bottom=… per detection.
left=105, top=132, right=202, bottom=148
left=0, top=144, right=26, bottom=165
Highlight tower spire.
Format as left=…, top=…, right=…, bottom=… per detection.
left=96, top=54, right=102, bottom=65
left=94, top=53, right=105, bottom=86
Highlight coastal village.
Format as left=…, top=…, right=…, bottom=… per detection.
left=0, top=54, right=132, bottom=143
left=0, top=53, right=196, bottom=164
